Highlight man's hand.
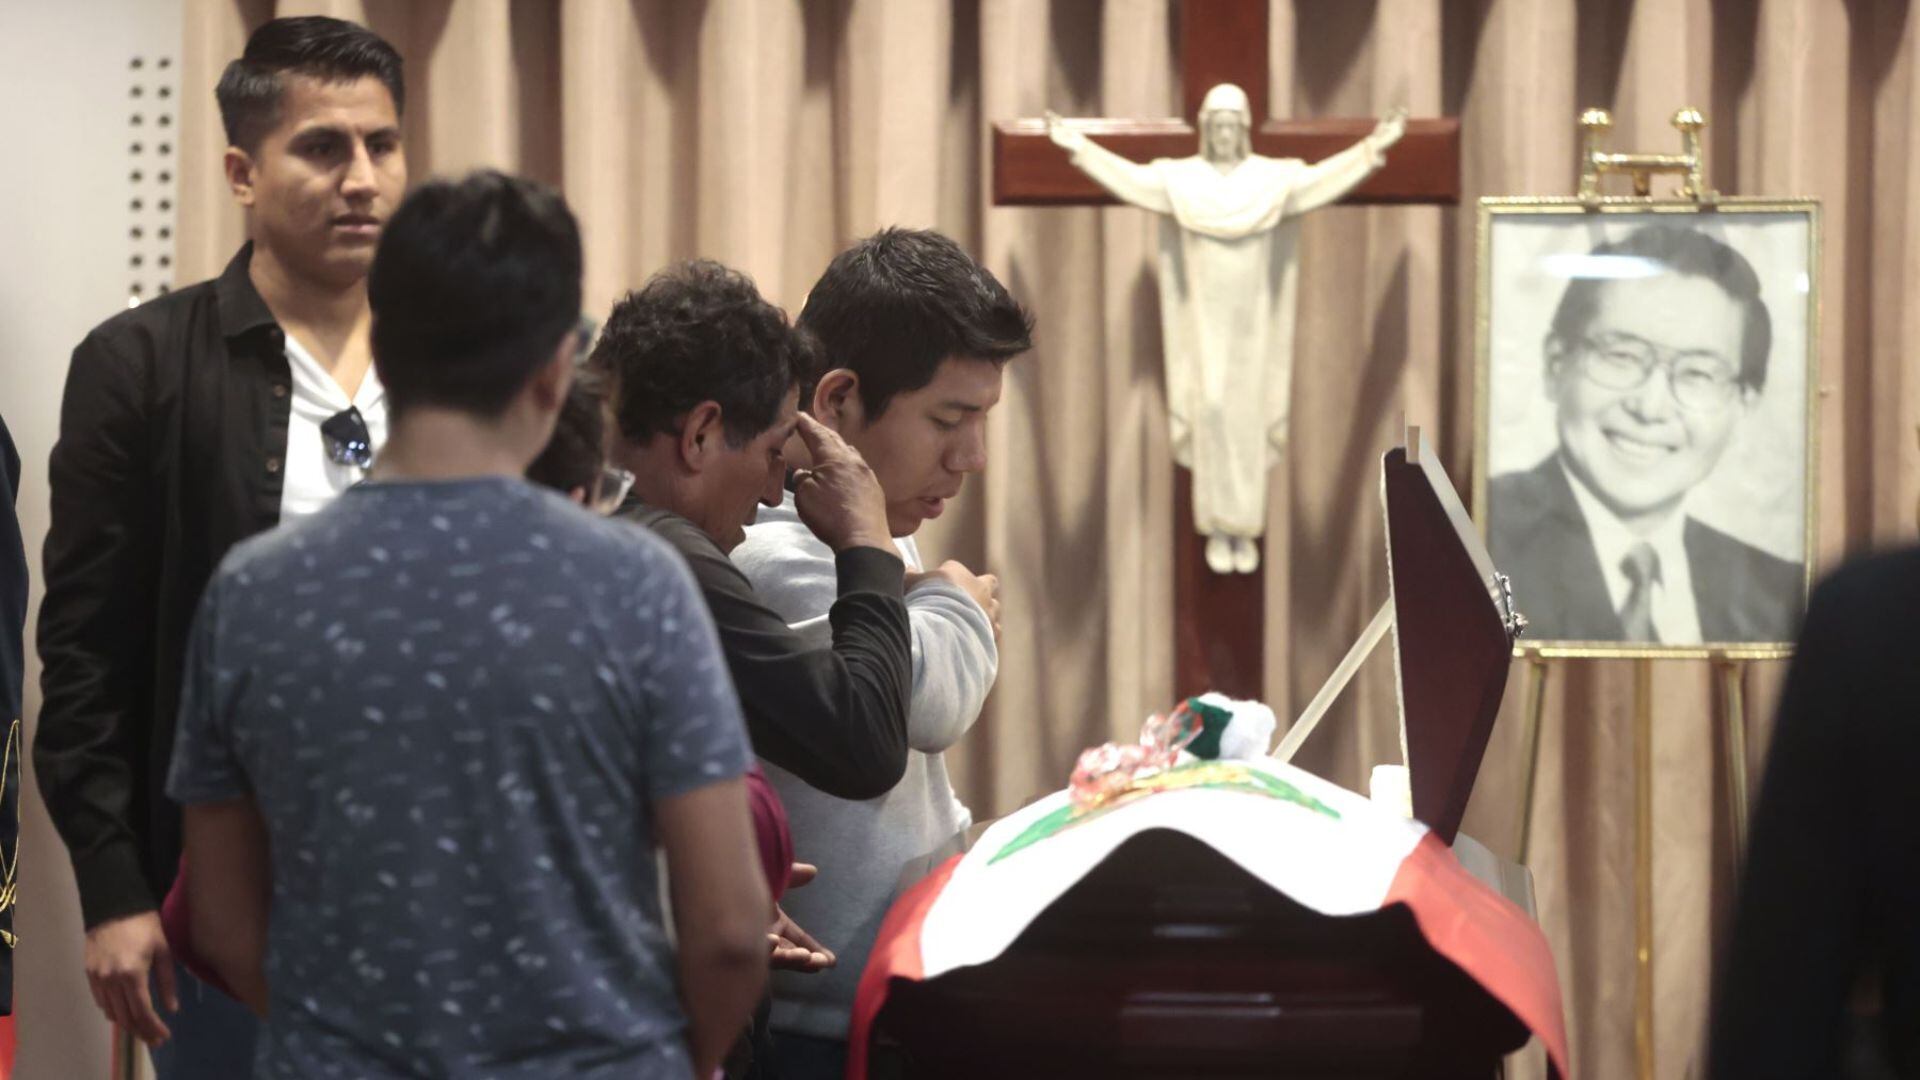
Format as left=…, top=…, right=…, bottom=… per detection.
left=768, top=906, right=835, bottom=973
left=84, top=911, right=176, bottom=1047
left=789, top=414, right=893, bottom=554
left=1045, top=110, right=1090, bottom=154
left=907, top=560, right=1001, bottom=641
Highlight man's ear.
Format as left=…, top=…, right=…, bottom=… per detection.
left=677, top=401, right=726, bottom=471
left=811, top=369, right=864, bottom=433
left=224, top=147, right=257, bottom=208
left=1542, top=335, right=1572, bottom=391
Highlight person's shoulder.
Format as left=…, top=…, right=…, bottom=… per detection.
left=527, top=486, right=683, bottom=568
left=1790, top=547, right=1920, bottom=683
left=733, top=495, right=827, bottom=569
left=205, top=499, right=334, bottom=592
left=1808, top=545, right=1920, bottom=623
left=1487, top=455, right=1563, bottom=504
left=621, top=503, right=720, bottom=560
left=76, top=277, right=221, bottom=362
left=1485, top=455, right=1571, bottom=553
left=1686, top=520, right=1803, bottom=591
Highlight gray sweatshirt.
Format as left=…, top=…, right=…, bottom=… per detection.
left=731, top=493, right=997, bottom=1039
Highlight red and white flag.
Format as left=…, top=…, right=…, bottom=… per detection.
left=849, top=756, right=1570, bottom=1079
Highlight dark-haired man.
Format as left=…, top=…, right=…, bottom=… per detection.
left=598, top=260, right=913, bottom=803
left=1486, top=224, right=1805, bottom=645
left=731, top=227, right=1032, bottom=1076
left=169, top=170, right=770, bottom=1079
left=526, top=369, right=630, bottom=510
left=34, top=15, right=405, bottom=1068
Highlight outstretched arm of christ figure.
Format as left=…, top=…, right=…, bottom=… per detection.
left=1046, top=110, right=1174, bottom=214
left=1285, top=105, right=1409, bottom=216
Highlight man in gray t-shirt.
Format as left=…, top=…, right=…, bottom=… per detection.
left=166, top=172, right=771, bottom=1078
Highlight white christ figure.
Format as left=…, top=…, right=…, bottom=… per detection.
left=1048, top=85, right=1406, bottom=575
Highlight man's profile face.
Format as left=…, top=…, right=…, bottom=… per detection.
left=839, top=357, right=1003, bottom=537
left=235, top=74, right=406, bottom=287
left=1547, top=274, right=1754, bottom=523
left=1203, top=111, right=1247, bottom=164
left=701, top=387, right=799, bottom=553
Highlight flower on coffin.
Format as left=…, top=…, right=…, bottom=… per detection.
left=988, top=696, right=1336, bottom=865
left=1067, top=701, right=1205, bottom=811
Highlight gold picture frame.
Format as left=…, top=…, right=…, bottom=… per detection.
left=1472, top=197, right=1821, bottom=660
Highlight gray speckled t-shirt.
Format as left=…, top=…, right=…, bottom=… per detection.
left=167, top=476, right=751, bottom=1079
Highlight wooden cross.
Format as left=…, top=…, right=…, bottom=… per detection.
left=993, top=0, right=1461, bottom=703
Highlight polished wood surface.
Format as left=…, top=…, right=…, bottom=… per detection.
left=1171, top=468, right=1263, bottom=700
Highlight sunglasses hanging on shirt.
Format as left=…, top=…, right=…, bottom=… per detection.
left=321, top=405, right=373, bottom=469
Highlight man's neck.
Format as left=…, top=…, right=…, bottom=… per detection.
left=249, top=243, right=371, bottom=389
left=370, top=410, right=532, bottom=484
left=615, top=439, right=694, bottom=518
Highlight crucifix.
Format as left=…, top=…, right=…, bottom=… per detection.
left=993, top=0, right=1461, bottom=703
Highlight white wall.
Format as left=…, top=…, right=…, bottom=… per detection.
left=0, top=0, right=184, bottom=1075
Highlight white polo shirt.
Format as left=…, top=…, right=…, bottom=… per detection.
left=281, top=334, right=387, bottom=522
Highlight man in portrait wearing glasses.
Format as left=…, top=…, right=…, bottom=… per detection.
left=35, top=16, right=405, bottom=1072
left=1486, top=223, right=1804, bottom=645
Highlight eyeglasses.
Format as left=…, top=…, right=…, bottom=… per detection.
left=1575, top=334, right=1744, bottom=413
left=321, top=405, right=373, bottom=469
left=574, top=316, right=598, bottom=361
left=593, top=465, right=635, bottom=515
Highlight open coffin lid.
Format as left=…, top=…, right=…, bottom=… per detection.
left=1274, top=422, right=1525, bottom=843
left=1379, top=424, right=1525, bottom=843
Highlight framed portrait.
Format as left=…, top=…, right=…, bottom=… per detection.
left=1472, top=199, right=1820, bottom=659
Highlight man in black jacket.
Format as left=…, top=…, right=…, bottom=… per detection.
left=595, top=260, right=916, bottom=802
left=33, top=16, right=406, bottom=1072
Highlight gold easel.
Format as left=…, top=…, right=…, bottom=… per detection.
left=1578, top=107, right=1715, bottom=203
left=1503, top=105, right=1771, bottom=1080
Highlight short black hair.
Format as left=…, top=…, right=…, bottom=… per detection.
left=797, top=228, right=1033, bottom=417
left=370, top=170, right=582, bottom=418
left=1547, top=224, right=1773, bottom=391
left=526, top=369, right=608, bottom=497
left=593, top=260, right=808, bottom=448
left=216, top=16, right=405, bottom=153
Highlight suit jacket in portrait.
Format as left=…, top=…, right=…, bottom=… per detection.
left=1485, top=455, right=1805, bottom=645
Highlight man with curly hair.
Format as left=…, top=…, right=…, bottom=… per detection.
left=596, top=259, right=915, bottom=806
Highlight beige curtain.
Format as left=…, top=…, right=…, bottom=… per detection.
left=168, top=2, right=1920, bottom=1077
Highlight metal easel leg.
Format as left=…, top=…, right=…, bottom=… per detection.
left=1517, top=656, right=1549, bottom=865
left=1720, top=658, right=1751, bottom=856
left=1634, top=656, right=1655, bottom=1080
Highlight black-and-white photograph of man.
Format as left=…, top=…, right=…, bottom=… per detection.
left=1480, top=212, right=1814, bottom=648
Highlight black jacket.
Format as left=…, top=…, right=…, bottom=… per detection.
left=35, top=245, right=293, bottom=928
left=1486, top=453, right=1805, bottom=644
left=1709, top=548, right=1920, bottom=1078
left=618, top=501, right=911, bottom=799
